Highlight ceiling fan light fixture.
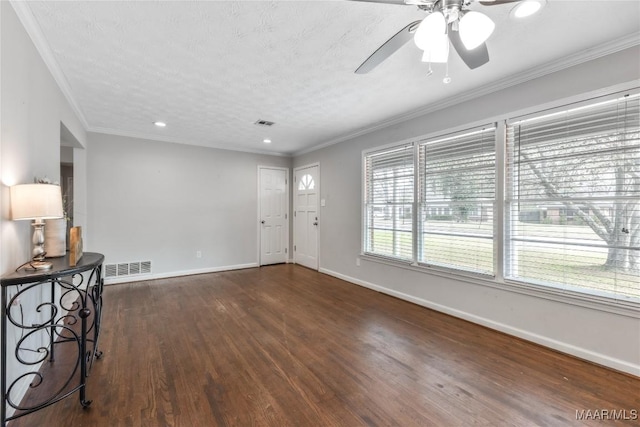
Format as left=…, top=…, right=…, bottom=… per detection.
left=420, top=34, right=449, bottom=63
left=414, top=11, right=445, bottom=50
left=459, top=11, right=495, bottom=50
left=511, top=0, right=546, bottom=19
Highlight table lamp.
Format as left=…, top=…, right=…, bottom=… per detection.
left=10, top=183, right=64, bottom=270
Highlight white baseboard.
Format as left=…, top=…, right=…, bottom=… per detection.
left=104, top=263, right=259, bottom=285
left=319, top=267, right=640, bottom=377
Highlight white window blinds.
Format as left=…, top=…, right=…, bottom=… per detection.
left=506, top=92, right=640, bottom=299
left=418, top=126, right=496, bottom=275
left=364, top=144, right=415, bottom=260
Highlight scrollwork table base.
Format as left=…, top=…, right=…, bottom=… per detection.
left=1, top=252, right=105, bottom=427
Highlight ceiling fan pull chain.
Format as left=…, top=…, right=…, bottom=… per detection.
left=443, top=21, right=452, bottom=84
left=443, top=63, right=452, bottom=84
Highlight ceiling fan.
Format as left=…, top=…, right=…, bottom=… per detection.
left=354, top=0, right=535, bottom=76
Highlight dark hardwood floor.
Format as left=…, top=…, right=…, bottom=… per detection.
left=10, top=264, right=639, bottom=426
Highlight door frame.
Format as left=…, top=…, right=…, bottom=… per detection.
left=257, top=166, right=290, bottom=266
left=293, top=162, right=320, bottom=270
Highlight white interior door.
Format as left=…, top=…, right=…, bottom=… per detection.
left=259, top=167, right=288, bottom=265
left=294, top=164, right=319, bottom=270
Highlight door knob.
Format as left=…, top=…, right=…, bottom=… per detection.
left=313, top=222, right=318, bottom=226
left=261, top=220, right=265, bottom=224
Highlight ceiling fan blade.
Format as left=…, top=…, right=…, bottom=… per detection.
left=478, top=0, right=521, bottom=5
left=448, top=24, right=490, bottom=69
left=355, top=20, right=422, bottom=74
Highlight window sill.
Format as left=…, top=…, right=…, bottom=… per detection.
left=360, top=253, right=640, bottom=319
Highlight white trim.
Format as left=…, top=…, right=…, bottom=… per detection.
left=358, top=252, right=640, bottom=317
left=507, top=86, right=640, bottom=124
left=293, top=34, right=640, bottom=157
left=417, top=123, right=497, bottom=146
left=362, top=139, right=415, bottom=157
left=361, top=155, right=366, bottom=258
left=502, top=80, right=640, bottom=127
left=89, top=128, right=291, bottom=157
left=494, top=121, right=506, bottom=283
left=360, top=116, right=510, bottom=159
left=319, top=267, right=640, bottom=377
left=257, top=166, right=290, bottom=266
left=257, top=167, right=261, bottom=267
left=10, top=1, right=90, bottom=130
left=104, top=263, right=258, bottom=285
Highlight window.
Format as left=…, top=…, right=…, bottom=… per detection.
left=364, top=144, right=414, bottom=260
left=361, top=88, right=639, bottom=304
left=418, top=126, right=496, bottom=275
left=506, top=92, right=640, bottom=299
left=298, top=174, right=315, bottom=190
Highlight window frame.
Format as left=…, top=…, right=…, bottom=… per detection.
left=362, top=141, right=416, bottom=263
left=504, top=90, right=640, bottom=301
left=416, top=124, right=497, bottom=276
left=360, top=86, right=640, bottom=316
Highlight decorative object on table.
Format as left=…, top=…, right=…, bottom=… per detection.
left=44, top=217, right=67, bottom=257
left=69, top=226, right=84, bottom=266
left=10, top=183, right=64, bottom=270
left=44, top=175, right=71, bottom=256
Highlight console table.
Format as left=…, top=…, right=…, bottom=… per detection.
left=1, top=252, right=104, bottom=427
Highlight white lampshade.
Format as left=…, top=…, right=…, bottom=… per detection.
left=459, top=11, right=495, bottom=50
left=414, top=12, right=446, bottom=51
left=10, top=184, right=64, bottom=220
left=421, top=34, right=450, bottom=63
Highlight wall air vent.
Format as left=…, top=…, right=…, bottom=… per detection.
left=254, top=119, right=275, bottom=127
left=117, top=263, right=129, bottom=276
left=104, top=261, right=152, bottom=278
left=141, top=261, right=151, bottom=274
left=129, top=262, right=141, bottom=275
left=105, top=264, right=117, bottom=278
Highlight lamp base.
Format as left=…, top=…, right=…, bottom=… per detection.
left=26, top=260, right=53, bottom=271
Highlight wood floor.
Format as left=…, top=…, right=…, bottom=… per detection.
left=10, top=264, right=639, bottom=426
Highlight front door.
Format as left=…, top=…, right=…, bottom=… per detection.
left=259, top=167, right=288, bottom=265
left=294, top=164, right=319, bottom=270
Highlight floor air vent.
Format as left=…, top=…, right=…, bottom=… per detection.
left=105, top=261, right=152, bottom=278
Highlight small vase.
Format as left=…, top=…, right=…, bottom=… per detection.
left=44, top=218, right=67, bottom=257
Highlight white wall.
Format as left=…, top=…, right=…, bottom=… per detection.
left=1, top=2, right=87, bottom=272
left=293, top=46, right=640, bottom=376
left=87, top=132, right=291, bottom=280
left=0, top=1, right=88, bottom=415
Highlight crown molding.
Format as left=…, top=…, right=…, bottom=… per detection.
left=88, top=127, right=291, bottom=157
left=10, top=1, right=90, bottom=130
left=293, top=32, right=640, bottom=157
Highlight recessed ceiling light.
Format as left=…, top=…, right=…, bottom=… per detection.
left=511, top=0, right=545, bottom=19
left=263, top=138, right=272, bottom=144
left=153, top=121, right=166, bottom=127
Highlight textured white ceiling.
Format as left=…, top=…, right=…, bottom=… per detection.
left=18, top=0, right=640, bottom=155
